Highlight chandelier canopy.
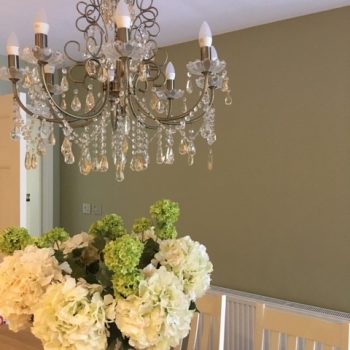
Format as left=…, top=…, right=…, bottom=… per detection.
left=2, top=0, right=231, bottom=181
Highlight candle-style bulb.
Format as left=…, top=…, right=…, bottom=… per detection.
left=7, top=32, right=19, bottom=55
left=33, top=9, right=50, bottom=34
left=114, top=0, right=131, bottom=29
left=211, top=46, right=218, bottom=61
left=165, top=62, right=176, bottom=80
left=199, top=21, right=212, bottom=48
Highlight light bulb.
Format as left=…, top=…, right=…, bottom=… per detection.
left=166, top=62, right=176, bottom=80
left=33, top=9, right=50, bottom=34
left=199, top=21, right=212, bottom=47
left=211, top=46, right=218, bottom=61
left=6, top=32, right=19, bottom=55
left=114, top=1, right=131, bottom=29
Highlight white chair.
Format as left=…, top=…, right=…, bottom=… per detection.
left=175, top=292, right=226, bottom=350
left=255, top=303, right=350, bottom=350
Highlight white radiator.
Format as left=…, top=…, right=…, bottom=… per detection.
left=210, top=286, right=350, bottom=350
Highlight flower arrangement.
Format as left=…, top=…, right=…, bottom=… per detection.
left=0, top=200, right=213, bottom=350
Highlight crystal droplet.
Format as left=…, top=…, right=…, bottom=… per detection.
left=48, top=131, right=56, bottom=145
left=92, top=157, right=101, bottom=172
left=165, top=147, right=174, bottom=165
left=179, top=139, right=188, bottom=155
left=31, top=153, right=38, bottom=169
left=208, top=148, right=214, bottom=171
left=186, top=79, right=193, bottom=94
left=156, top=142, right=164, bottom=164
left=64, top=152, right=75, bottom=164
left=98, top=67, right=108, bottom=83
left=10, top=128, right=20, bottom=140
left=60, top=75, right=69, bottom=92
left=182, top=98, right=188, bottom=113
left=61, top=137, right=72, bottom=156
left=188, top=154, right=194, bottom=166
left=39, top=120, right=50, bottom=139
left=151, top=94, right=158, bottom=110
left=225, top=94, right=233, bottom=106
left=71, top=90, right=82, bottom=112
left=99, top=155, right=109, bottom=172
left=122, top=137, right=129, bottom=154
left=25, top=151, right=32, bottom=170
left=61, top=96, right=67, bottom=110
left=85, top=85, right=95, bottom=112
left=124, top=116, right=131, bottom=135
left=187, top=141, right=196, bottom=156
left=37, top=140, right=47, bottom=156
left=222, top=77, right=229, bottom=93
left=79, top=152, right=92, bottom=176
left=115, top=162, right=125, bottom=182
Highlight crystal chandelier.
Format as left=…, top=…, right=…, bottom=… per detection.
left=1, top=0, right=231, bottom=182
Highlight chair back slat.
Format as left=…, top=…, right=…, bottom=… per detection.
left=255, top=303, right=350, bottom=350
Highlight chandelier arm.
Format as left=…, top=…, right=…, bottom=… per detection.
left=11, top=82, right=63, bottom=123
left=132, top=73, right=210, bottom=123
left=38, top=63, right=110, bottom=121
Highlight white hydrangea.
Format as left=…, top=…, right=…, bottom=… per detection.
left=116, top=266, right=193, bottom=350
left=61, top=232, right=92, bottom=255
left=32, top=277, right=115, bottom=350
left=155, top=236, right=213, bottom=300
left=0, top=245, right=65, bottom=332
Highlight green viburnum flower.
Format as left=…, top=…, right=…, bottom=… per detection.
left=89, top=214, right=127, bottom=241
left=150, top=199, right=180, bottom=225
left=36, top=228, right=70, bottom=249
left=0, top=227, right=32, bottom=255
left=112, top=271, right=141, bottom=298
left=155, top=223, right=177, bottom=240
left=132, top=217, right=152, bottom=234
left=104, top=235, right=144, bottom=274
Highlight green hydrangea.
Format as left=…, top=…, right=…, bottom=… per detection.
left=132, top=217, right=152, bottom=234
left=0, top=227, right=32, bottom=255
left=150, top=199, right=180, bottom=225
left=89, top=214, right=127, bottom=241
left=36, top=227, right=70, bottom=249
left=104, top=235, right=144, bottom=274
left=112, top=271, right=141, bottom=298
left=155, top=223, right=177, bottom=240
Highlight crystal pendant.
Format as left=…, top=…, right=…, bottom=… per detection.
left=151, top=94, right=158, bottom=110
left=60, top=69, right=69, bottom=92
left=61, top=137, right=72, bottom=156
left=79, top=151, right=92, bottom=176
left=124, top=116, right=131, bottom=135
left=208, top=148, right=214, bottom=171
left=39, top=120, right=51, bottom=139
left=115, top=162, right=125, bottom=182
left=179, top=139, right=188, bottom=155
left=92, top=157, right=101, bottom=172
left=48, top=131, right=56, bottom=145
left=10, top=128, right=20, bottom=140
left=156, top=133, right=164, bottom=164
left=31, top=153, right=38, bottom=169
left=122, top=137, right=129, bottom=154
left=222, top=77, right=230, bottom=93
left=25, top=151, right=32, bottom=170
left=61, top=94, right=67, bottom=110
left=225, top=92, right=233, bottom=106
left=186, top=79, right=193, bottom=94
left=71, top=89, right=82, bottom=112
left=188, top=154, right=194, bottom=166
left=37, top=140, right=47, bottom=156
left=99, top=155, right=109, bottom=172
left=64, top=152, right=75, bottom=165
left=165, top=147, right=174, bottom=165
left=130, top=154, right=147, bottom=172
left=182, top=98, right=188, bottom=113
left=85, top=84, right=95, bottom=112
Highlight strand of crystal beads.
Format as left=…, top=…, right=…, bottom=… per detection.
left=99, top=110, right=109, bottom=172
left=164, top=128, right=175, bottom=165
left=10, top=100, right=23, bottom=140
left=130, top=116, right=149, bottom=172
left=112, top=116, right=128, bottom=182
left=200, top=107, right=217, bottom=147
left=156, top=129, right=164, bottom=164
left=187, top=129, right=196, bottom=166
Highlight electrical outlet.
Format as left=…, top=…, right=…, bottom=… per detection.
left=82, top=203, right=91, bottom=215
left=92, top=204, right=102, bottom=216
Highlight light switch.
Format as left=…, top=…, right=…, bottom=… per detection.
left=82, top=203, right=91, bottom=215
left=92, top=204, right=102, bottom=216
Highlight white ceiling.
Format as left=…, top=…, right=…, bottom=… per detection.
left=0, top=0, right=349, bottom=54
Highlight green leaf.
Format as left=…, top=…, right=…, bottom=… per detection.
left=138, top=238, right=159, bottom=269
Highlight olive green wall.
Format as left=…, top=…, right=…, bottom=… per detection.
left=61, top=7, right=350, bottom=312
left=0, top=55, right=11, bottom=95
